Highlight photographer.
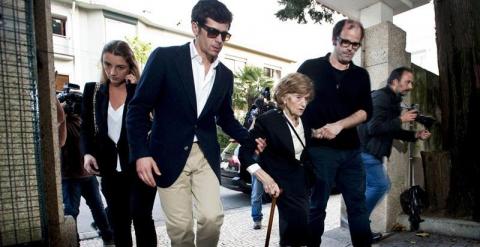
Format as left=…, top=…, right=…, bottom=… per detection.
left=58, top=84, right=113, bottom=246
left=357, top=67, right=431, bottom=242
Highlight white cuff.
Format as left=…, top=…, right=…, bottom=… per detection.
left=246, top=163, right=261, bottom=175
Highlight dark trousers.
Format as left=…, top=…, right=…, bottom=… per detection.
left=101, top=172, right=157, bottom=247
left=307, top=146, right=372, bottom=247
left=277, top=190, right=310, bottom=246
left=62, top=176, right=113, bottom=242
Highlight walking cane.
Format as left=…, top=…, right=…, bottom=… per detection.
left=265, top=195, right=278, bottom=247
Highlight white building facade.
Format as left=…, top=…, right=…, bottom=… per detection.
left=51, top=0, right=295, bottom=90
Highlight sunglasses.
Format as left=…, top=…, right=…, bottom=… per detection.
left=197, top=22, right=231, bottom=42
left=337, top=37, right=361, bottom=49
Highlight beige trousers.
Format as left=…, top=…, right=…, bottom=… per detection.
left=157, top=143, right=223, bottom=247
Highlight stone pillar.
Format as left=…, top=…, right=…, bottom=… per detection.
left=366, top=22, right=412, bottom=232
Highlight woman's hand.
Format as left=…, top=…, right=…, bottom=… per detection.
left=254, top=169, right=281, bottom=198
left=125, top=73, right=137, bottom=84
left=84, top=154, right=100, bottom=175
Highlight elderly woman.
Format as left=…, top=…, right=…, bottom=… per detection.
left=239, top=72, right=315, bottom=247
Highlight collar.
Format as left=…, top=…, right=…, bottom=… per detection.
left=384, top=85, right=403, bottom=103
left=189, top=40, right=220, bottom=69
left=323, top=52, right=354, bottom=70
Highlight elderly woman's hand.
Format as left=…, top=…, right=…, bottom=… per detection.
left=254, top=169, right=281, bottom=198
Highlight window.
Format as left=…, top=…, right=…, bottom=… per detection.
left=264, top=67, right=281, bottom=81
left=224, top=56, right=246, bottom=74
left=52, top=16, right=66, bottom=36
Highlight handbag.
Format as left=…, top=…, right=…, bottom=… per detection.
left=92, top=82, right=100, bottom=136
left=283, top=115, right=316, bottom=188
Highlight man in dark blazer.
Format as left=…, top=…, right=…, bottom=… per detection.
left=127, top=1, right=261, bottom=246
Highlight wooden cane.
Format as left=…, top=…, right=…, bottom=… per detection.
left=265, top=195, right=278, bottom=247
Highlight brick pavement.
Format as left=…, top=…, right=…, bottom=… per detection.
left=81, top=195, right=341, bottom=246
left=80, top=194, right=480, bottom=246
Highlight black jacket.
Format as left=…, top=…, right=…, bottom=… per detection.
left=239, top=109, right=312, bottom=195
left=358, top=86, right=416, bottom=160
left=126, top=43, right=250, bottom=188
left=80, top=82, right=137, bottom=176
left=298, top=53, right=372, bottom=149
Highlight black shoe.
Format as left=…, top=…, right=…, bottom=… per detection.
left=372, top=232, right=383, bottom=243
left=253, top=221, right=262, bottom=230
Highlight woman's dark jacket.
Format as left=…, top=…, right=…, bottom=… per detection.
left=80, top=82, right=138, bottom=176
left=239, top=109, right=312, bottom=195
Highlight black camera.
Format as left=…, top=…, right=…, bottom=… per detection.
left=402, top=103, right=436, bottom=129
left=57, top=83, right=83, bottom=116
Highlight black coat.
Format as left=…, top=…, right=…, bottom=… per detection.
left=239, top=109, right=312, bottom=195
left=126, top=43, right=250, bottom=188
left=80, top=82, right=137, bottom=176
left=358, top=86, right=416, bottom=160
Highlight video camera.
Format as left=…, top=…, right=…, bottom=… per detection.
left=401, top=103, right=436, bottom=129
left=57, top=83, right=83, bottom=116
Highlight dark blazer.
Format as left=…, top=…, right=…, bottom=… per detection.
left=127, top=43, right=250, bottom=188
left=80, top=82, right=137, bottom=176
left=239, top=109, right=311, bottom=195
left=358, top=86, right=416, bottom=160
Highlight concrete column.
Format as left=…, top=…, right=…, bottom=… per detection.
left=360, top=2, right=394, bottom=28
left=366, top=22, right=411, bottom=232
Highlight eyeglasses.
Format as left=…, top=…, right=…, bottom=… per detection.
left=337, top=37, right=361, bottom=49
left=197, top=22, right=231, bottom=41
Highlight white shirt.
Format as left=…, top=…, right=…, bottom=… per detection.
left=108, top=102, right=124, bottom=172
left=285, top=114, right=305, bottom=160
left=247, top=112, right=306, bottom=175
left=190, top=41, right=219, bottom=142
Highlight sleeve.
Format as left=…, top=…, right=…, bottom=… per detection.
left=238, top=117, right=268, bottom=168
left=80, top=82, right=96, bottom=156
left=56, top=98, right=67, bottom=148
left=359, top=71, right=373, bottom=122
left=216, top=70, right=250, bottom=145
left=126, top=47, right=165, bottom=162
left=367, top=91, right=403, bottom=136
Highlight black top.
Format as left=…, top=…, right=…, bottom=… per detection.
left=357, top=86, right=416, bottom=159
left=298, top=53, right=373, bottom=149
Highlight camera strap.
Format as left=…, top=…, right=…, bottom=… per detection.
left=92, top=82, right=100, bottom=136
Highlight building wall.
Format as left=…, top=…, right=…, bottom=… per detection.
left=51, top=0, right=294, bottom=90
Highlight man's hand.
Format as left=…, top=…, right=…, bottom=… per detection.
left=312, top=122, right=343, bottom=140
left=84, top=154, right=100, bottom=175
left=254, top=138, right=267, bottom=155
left=415, top=129, right=431, bottom=140
left=136, top=157, right=161, bottom=187
left=400, top=110, right=418, bottom=123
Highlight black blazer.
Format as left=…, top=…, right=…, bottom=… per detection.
left=239, top=109, right=312, bottom=195
left=127, top=43, right=250, bottom=188
left=80, top=82, right=137, bottom=176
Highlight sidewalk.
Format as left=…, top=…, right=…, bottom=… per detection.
left=80, top=194, right=480, bottom=246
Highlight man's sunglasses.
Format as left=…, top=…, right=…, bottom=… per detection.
left=337, top=37, right=361, bottom=49
left=197, top=22, right=231, bottom=41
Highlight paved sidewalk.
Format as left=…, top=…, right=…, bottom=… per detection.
left=80, top=194, right=480, bottom=246
left=323, top=227, right=480, bottom=247
left=81, top=195, right=341, bottom=246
